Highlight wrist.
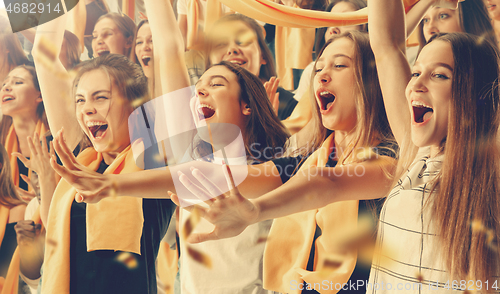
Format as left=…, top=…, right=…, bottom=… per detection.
left=250, top=199, right=262, bottom=224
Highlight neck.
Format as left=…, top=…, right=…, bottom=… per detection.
left=430, top=144, right=442, bottom=158
left=101, top=142, right=130, bottom=165
left=12, top=115, right=39, bottom=156
left=212, top=132, right=247, bottom=161
left=333, top=129, right=356, bottom=161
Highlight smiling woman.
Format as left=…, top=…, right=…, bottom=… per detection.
left=91, top=13, right=136, bottom=59
left=41, top=54, right=175, bottom=294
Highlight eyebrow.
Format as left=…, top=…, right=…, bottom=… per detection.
left=92, top=28, right=114, bottom=34
left=317, top=54, right=353, bottom=63
left=413, top=61, right=454, bottom=71
left=75, top=90, right=111, bottom=97
left=195, top=75, right=229, bottom=87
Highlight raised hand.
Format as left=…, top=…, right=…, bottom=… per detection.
left=50, top=129, right=113, bottom=204
left=170, top=163, right=260, bottom=243
left=264, top=76, right=280, bottom=115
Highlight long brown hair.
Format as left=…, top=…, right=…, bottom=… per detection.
left=307, top=32, right=395, bottom=165
left=426, top=33, right=500, bottom=282
left=194, top=61, right=290, bottom=162
left=0, top=65, right=47, bottom=145
left=0, top=143, right=24, bottom=207
left=204, top=14, right=277, bottom=82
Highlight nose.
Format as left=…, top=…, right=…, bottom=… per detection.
left=196, top=87, right=208, bottom=98
left=81, top=100, right=97, bottom=115
left=226, top=41, right=240, bottom=56
left=1, top=82, right=11, bottom=92
left=144, top=42, right=152, bottom=51
left=425, top=18, right=439, bottom=39
left=410, top=74, right=428, bottom=93
left=316, top=71, right=331, bottom=85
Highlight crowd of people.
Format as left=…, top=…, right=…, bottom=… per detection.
left=1, top=0, right=500, bottom=293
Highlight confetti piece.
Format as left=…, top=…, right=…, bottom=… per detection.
left=416, top=273, right=424, bottom=283
left=256, top=236, right=270, bottom=244
left=187, top=246, right=212, bottom=268
left=115, top=252, right=139, bottom=269
left=182, top=206, right=202, bottom=240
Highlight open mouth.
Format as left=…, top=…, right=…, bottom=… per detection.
left=488, top=4, right=496, bottom=10
left=228, top=59, right=247, bottom=67
left=318, top=90, right=336, bottom=111
left=97, top=49, right=110, bottom=57
left=412, top=101, right=433, bottom=123
left=2, top=96, right=15, bottom=103
left=142, top=56, right=151, bottom=66
left=87, top=121, right=109, bottom=139
left=197, top=104, right=216, bottom=121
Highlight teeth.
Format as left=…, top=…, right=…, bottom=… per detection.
left=86, top=121, right=106, bottom=127
left=229, top=60, right=245, bottom=65
left=411, top=101, right=432, bottom=108
left=198, top=104, right=214, bottom=111
left=2, top=96, right=14, bottom=102
left=320, top=91, right=331, bottom=96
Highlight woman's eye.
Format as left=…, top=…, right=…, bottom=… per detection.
left=210, top=83, right=223, bottom=87
left=422, top=18, right=429, bottom=23
left=439, top=13, right=449, bottom=19
left=15, top=81, right=23, bottom=85
left=432, top=73, right=449, bottom=80
left=76, top=98, right=84, bottom=103
left=335, top=64, right=347, bottom=68
left=215, top=42, right=227, bottom=49
left=315, top=68, right=323, bottom=73
left=411, top=72, right=420, bottom=78
left=97, top=96, right=108, bottom=100
left=136, top=41, right=143, bottom=45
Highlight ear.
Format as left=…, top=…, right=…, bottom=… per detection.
left=241, top=102, right=252, bottom=116
left=35, top=93, right=42, bottom=103
left=125, top=36, right=134, bottom=49
left=260, top=56, right=267, bottom=65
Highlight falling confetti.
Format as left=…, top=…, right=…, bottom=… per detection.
left=187, top=246, right=212, bottom=268
left=182, top=206, right=201, bottom=240
left=256, top=236, right=270, bottom=244
left=115, top=252, right=139, bottom=269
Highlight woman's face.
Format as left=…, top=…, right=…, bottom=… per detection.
left=324, top=2, right=364, bottom=41
left=405, top=40, right=453, bottom=148
left=208, top=21, right=266, bottom=77
left=193, top=65, right=250, bottom=132
left=75, top=69, right=133, bottom=154
left=485, top=0, right=500, bottom=21
left=135, top=23, right=154, bottom=78
left=92, top=18, right=131, bottom=58
left=422, top=7, right=462, bottom=42
left=1, top=68, right=41, bottom=118
left=313, top=38, right=358, bottom=132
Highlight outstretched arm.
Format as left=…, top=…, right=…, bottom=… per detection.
left=50, top=129, right=283, bottom=203
left=172, top=157, right=396, bottom=243
left=32, top=13, right=82, bottom=151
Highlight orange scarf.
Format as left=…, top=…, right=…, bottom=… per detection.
left=218, top=0, right=420, bottom=28
left=0, top=207, right=42, bottom=294
left=263, top=134, right=358, bottom=294
left=42, top=145, right=144, bottom=293
left=4, top=121, right=49, bottom=189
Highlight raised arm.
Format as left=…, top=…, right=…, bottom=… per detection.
left=368, top=0, right=411, bottom=147
left=32, top=14, right=82, bottom=151
left=145, top=0, right=190, bottom=96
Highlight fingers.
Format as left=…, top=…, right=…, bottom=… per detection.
left=190, top=167, right=225, bottom=200
left=272, top=92, right=280, bottom=115
left=222, top=162, right=241, bottom=197
left=53, top=130, right=77, bottom=168
left=12, top=152, right=30, bottom=168
left=50, top=155, right=74, bottom=181
left=16, top=186, right=36, bottom=202
left=168, top=191, right=208, bottom=215
left=178, top=171, right=214, bottom=202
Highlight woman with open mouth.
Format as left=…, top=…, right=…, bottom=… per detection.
left=91, top=12, right=136, bottom=60
left=38, top=54, right=175, bottom=294
left=205, top=14, right=298, bottom=121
